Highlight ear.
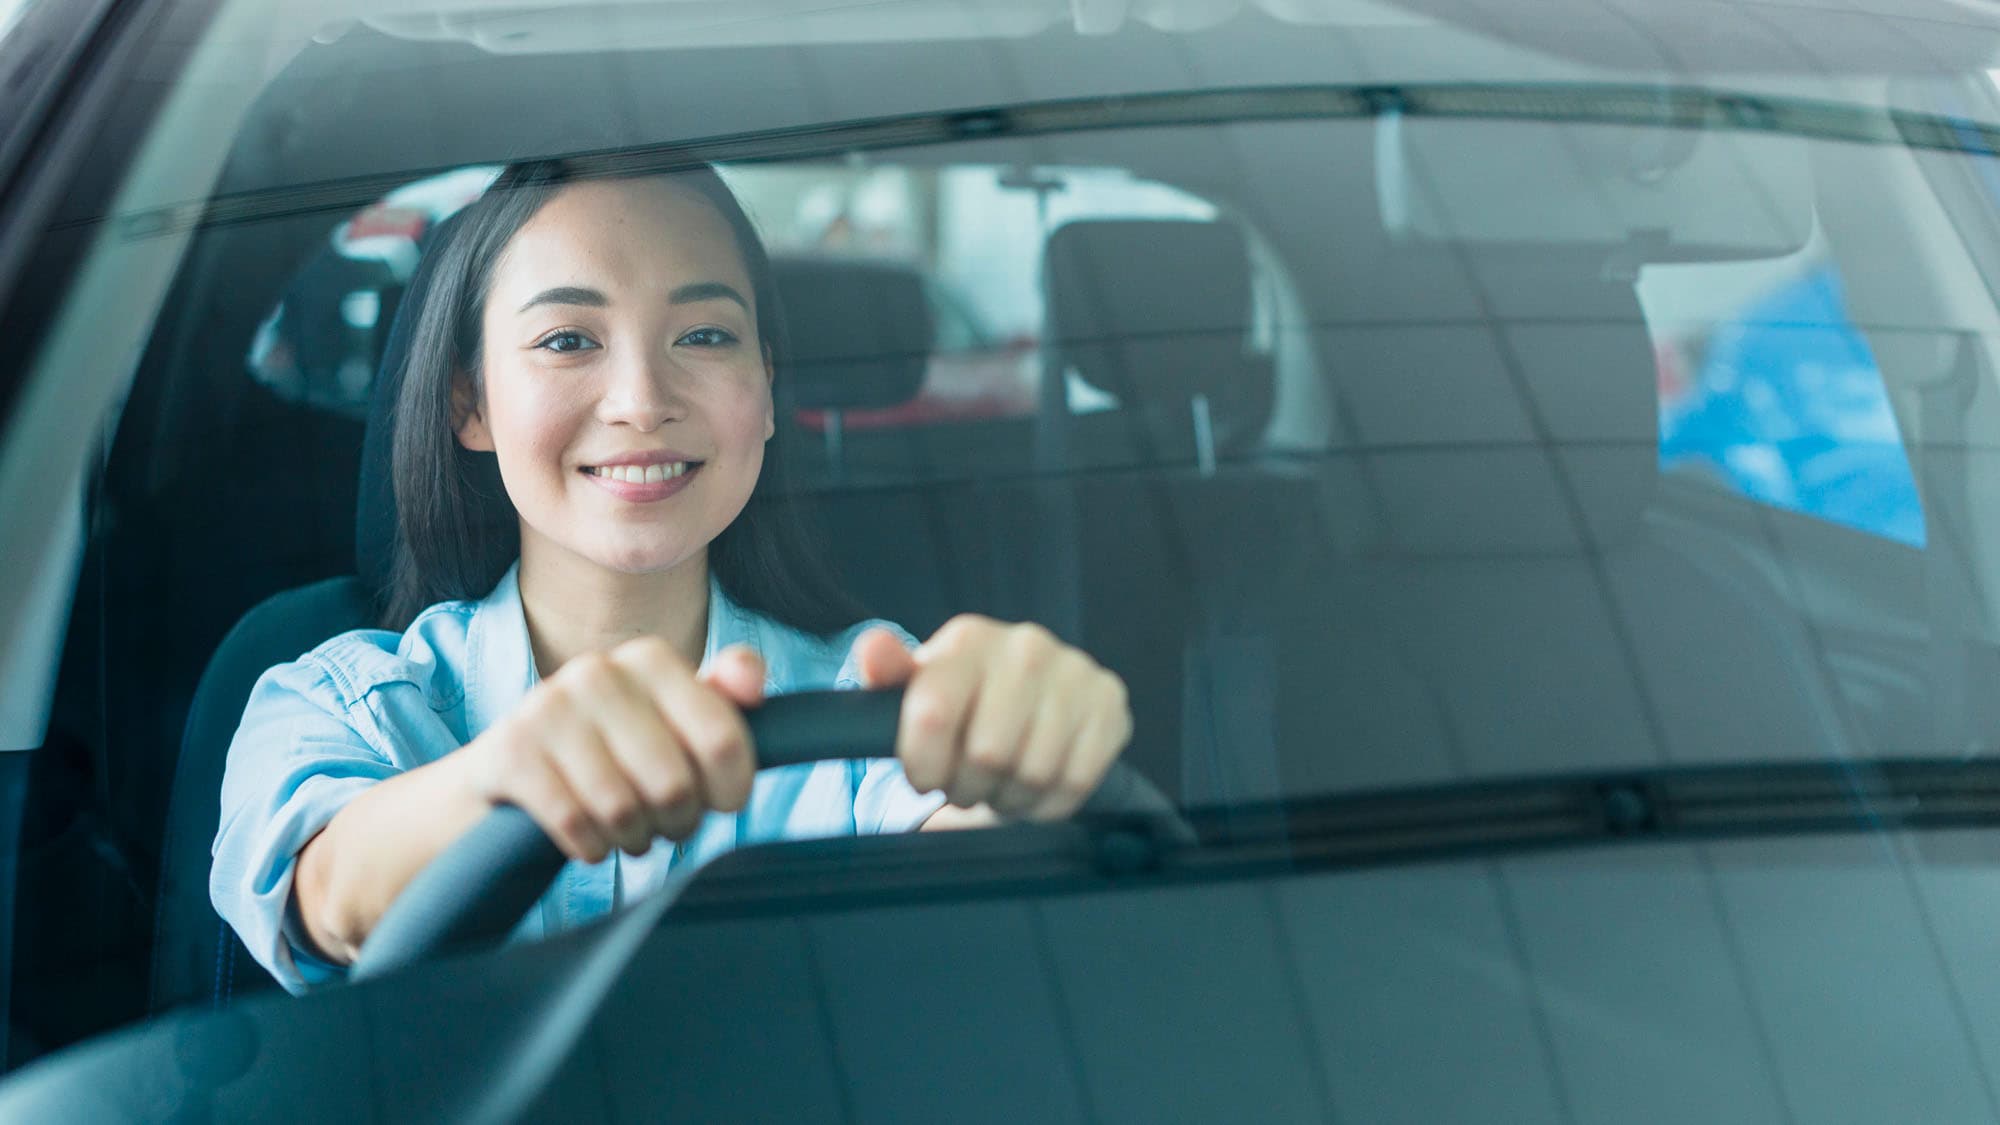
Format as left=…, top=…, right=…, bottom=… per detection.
left=761, top=343, right=776, bottom=442
left=452, top=373, right=495, bottom=452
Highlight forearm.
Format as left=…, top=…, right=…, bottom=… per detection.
left=293, top=746, right=491, bottom=965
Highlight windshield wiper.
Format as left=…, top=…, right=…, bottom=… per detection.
left=657, top=757, right=2000, bottom=920
left=1179, top=757, right=2000, bottom=875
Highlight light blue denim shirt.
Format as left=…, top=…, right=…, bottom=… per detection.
left=211, top=563, right=944, bottom=994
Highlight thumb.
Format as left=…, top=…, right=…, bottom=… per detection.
left=853, top=627, right=918, bottom=690
left=700, top=644, right=767, bottom=708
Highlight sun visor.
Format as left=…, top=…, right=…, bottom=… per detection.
left=1376, top=102, right=1814, bottom=261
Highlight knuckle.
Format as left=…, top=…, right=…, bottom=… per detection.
left=1011, top=620, right=1056, bottom=651
left=641, top=772, right=694, bottom=812
left=965, top=736, right=1014, bottom=773
left=613, top=636, right=679, bottom=679
left=938, top=614, right=990, bottom=646
left=553, top=806, right=595, bottom=841
left=616, top=634, right=673, bottom=661
left=520, top=684, right=565, bottom=722
left=561, top=650, right=614, bottom=684
left=1016, top=752, right=1062, bottom=788
left=905, top=693, right=956, bottom=740
left=687, top=721, right=749, bottom=770
left=595, top=793, right=644, bottom=831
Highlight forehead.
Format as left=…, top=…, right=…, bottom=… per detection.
left=490, top=177, right=751, bottom=305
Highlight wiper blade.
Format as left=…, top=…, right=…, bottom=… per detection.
left=1181, top=757, right=2000, bottom=875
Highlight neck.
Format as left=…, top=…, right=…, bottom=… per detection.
left=515, top=539, right=711, bottom=677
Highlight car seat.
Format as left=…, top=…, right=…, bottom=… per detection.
left=1028, top=217, right=1312, bottom=803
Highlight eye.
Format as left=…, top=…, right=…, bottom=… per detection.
left=533, top=329, right=599, bottom=354
left=677, top=326, right=740, bottom=348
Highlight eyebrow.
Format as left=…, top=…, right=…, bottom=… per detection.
left=517, top=286, right=607, bottom=313
left=515, top=281, right=750, bottom=313
left=668, top=281, right=750, bottom=311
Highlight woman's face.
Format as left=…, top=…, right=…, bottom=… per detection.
left=457, top=177, right=774, bottom=578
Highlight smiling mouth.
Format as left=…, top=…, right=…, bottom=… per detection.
left=581, top=461, right=701, bottom=484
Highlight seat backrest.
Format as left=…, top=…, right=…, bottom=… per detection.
left=150, top=579, right=374, bottom=1011
left=1268, top=254, right=1858, bottom=800
left=1023, top=218, right=1303, bottom=798
left=149, top=214, right=470, bottom=1014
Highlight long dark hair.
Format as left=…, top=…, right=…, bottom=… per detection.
left=385, top=159, right=864, bottom=635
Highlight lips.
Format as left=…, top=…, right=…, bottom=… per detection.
left=579, top=457, right=703, bottom=502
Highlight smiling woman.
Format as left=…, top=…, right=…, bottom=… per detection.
left=383, top=162, right=824, bottom=631
left=208, top=157, right=1131, bottom=988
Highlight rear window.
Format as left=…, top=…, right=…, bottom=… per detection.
left=248, top=161, right=1221, bottom=442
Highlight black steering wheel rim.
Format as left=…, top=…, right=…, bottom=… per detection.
left=349, top=689, right=1185, bottom=981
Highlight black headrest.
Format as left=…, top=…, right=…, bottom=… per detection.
left=354, top=211, right=508, bottom=600
left=770, top=257, right=932, bottom=411
left=1330, top=252, right=1663, bottom=552
left=1044, top=219, right=1266, bottom=407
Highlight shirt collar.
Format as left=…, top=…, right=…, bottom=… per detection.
left=464, top=561, right=761, bottom=736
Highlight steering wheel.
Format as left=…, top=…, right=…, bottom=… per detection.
left=350, top=689, right=1186, bottom=980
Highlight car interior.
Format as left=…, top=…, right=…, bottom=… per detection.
left=13, top=4, right=2000, bottom=1117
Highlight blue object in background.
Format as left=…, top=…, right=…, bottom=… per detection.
left=1658, top=264, right=1926, bottom=547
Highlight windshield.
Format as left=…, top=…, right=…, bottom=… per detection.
left=13, top=0, right=2000, bottom=1116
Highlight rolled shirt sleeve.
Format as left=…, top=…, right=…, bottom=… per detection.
left=210, top=653, right=401, bottom=994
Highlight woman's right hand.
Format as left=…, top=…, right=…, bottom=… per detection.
left=460, top=637, right=767, bottom=863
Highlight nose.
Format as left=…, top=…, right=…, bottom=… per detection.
left=595, top=346, right=686, bottom=432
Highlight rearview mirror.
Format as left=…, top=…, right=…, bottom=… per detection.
left=1376, top=97, right=1814, bottom=261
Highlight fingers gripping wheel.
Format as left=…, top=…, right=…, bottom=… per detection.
left=351, top=690, right=1183, bottom=980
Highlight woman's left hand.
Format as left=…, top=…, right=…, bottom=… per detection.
left=851, top=616, right=1132, bottom=822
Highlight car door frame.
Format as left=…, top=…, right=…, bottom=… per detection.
left=0, top=0, right=224, bottom=1071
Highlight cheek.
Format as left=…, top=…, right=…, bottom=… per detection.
left=709, top=380, right=774, bottom=457
left=482, top=371, right=586, bottom=475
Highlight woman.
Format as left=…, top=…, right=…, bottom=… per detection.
left=211, top=161, right=1131, bottom=993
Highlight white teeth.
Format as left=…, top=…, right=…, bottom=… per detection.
left=590, top=462, right=689, bottom=484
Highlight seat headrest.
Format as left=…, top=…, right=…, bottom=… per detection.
left=771, top=257, right=932, bottom=412
left=354, top=211, right=507, bottom=600
left=1327, top=253, right=1663, bottom=553
left=1043, top=219, right=1267, bottom=408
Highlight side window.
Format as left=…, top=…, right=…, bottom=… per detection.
left=1641, top=246, right=1924, bottom=547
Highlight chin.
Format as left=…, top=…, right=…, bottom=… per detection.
left=585, top=537, right=705, bottom=576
